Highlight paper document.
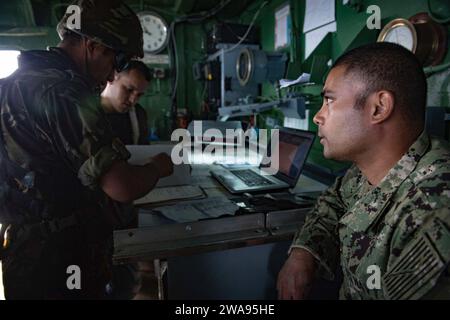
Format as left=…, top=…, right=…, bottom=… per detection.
left=126, top=144, right=191, bottom=187
left=190, top=175, right=219, bottom=188
left=155, top=196, right=239, bottom=223
left=304, top=21, right=336, bottom=60
left=279, top=73, right=311, bottom=88
left=134, top=185, right=205, bottom=205
left=191, top=166, right=213, bottom=177
left=275, top=4, right=290, bottom=49
left=303, top=0, right=335, bottom=33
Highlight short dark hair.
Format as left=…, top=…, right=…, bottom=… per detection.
left=121, top=60, right=152, bottom=82
left=333, top=42, right=427, bottom=127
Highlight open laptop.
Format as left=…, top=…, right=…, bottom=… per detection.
left=210, top=128, right=315, bottom=194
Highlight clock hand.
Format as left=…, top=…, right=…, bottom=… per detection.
left=143, top=24, right=152, bottom=36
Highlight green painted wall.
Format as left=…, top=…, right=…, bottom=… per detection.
left=1, top=0, right=449, bottom=174
left=234, top=0, right=450, bottom=174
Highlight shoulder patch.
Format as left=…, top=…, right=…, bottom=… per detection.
left=383, top=217, right=450, bottom=300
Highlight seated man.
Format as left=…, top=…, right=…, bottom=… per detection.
left=277, top=42, right=450, bottom=300
left=101, top=61, right=153, bottom=299
left=101, top=60, right=151, bottom=145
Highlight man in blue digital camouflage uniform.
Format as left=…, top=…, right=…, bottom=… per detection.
left=277, top=43, right=450, bottom=300
left=0, top=0, right=173, bottom=299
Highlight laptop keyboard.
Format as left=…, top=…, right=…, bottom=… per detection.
left=230, top=169, right=274, bottom=187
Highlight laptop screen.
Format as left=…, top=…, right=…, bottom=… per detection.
left=279, top=132, right=311, bottom=178
left=262, top=128, right=315, bottom=186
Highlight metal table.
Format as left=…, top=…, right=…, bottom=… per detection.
left=113, top=164, right=328, bottom=299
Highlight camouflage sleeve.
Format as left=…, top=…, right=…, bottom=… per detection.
left=383, top=191, right=450, bottom=300
left=290, top=175, right=348, bottom=280
left=38, top=82, right=130, bottom=189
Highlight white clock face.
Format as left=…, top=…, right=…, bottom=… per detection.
left=138, top=12, right=169, bottom=54
left=384, top=25, right=415, bottom=51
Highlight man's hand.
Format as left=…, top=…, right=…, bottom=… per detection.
left=277, top=248, right=317, bottom=300
left=149, top=152, right=174, bottom=178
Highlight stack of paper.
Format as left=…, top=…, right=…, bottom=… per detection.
left=279, top=73, right=311, bottom=89
left=126, top=144, right=191, bottom=187
left=134, top=185, right=205, bottom=205
left=154, top=196, right=239, bottom=223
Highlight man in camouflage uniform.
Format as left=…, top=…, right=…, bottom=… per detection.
left=277, top=43, right=450, bottom=300
left=101, top=60, right=153, bottom=299
left=0, top=0, right=172, bottom=299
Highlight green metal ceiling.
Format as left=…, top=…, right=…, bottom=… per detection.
left=0, top=0, right=256, bottom=29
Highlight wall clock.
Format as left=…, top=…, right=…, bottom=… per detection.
left=138, top=11, right=169, bottom=54
left=377, top=13, right=447, bottom=66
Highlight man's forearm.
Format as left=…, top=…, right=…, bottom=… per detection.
left=290, top=176, right=347, bottom=280
left=291, top=218, right=340, bottom=280
left=100, top=160, right=161, bottom=203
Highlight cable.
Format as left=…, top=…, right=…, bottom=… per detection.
left=176, top=0, right=232, bottom=24
left=170, top=21, right=179, bottom=130
left=222, top=1, right=269, bottom=54
left=201, top=79, right=208, bottom=99
left=424, top=61, right=450, bottom=75
left=169, top=0, right=234, bottom=128
left=143, top=5, right=176, bottom=17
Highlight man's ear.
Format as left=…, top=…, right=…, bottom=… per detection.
left=369, top=90, right=395, bottom=124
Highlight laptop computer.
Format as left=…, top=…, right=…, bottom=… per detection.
left=210, top=128, right=315, bottom=194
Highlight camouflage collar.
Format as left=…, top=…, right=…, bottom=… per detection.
left=378, top=130, right=430, bottom=190
left=48, top=47, right=92, bottom=89
left=340, top=131, right=430, bottom=233
left=19, top=47, right=78, bottom=73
